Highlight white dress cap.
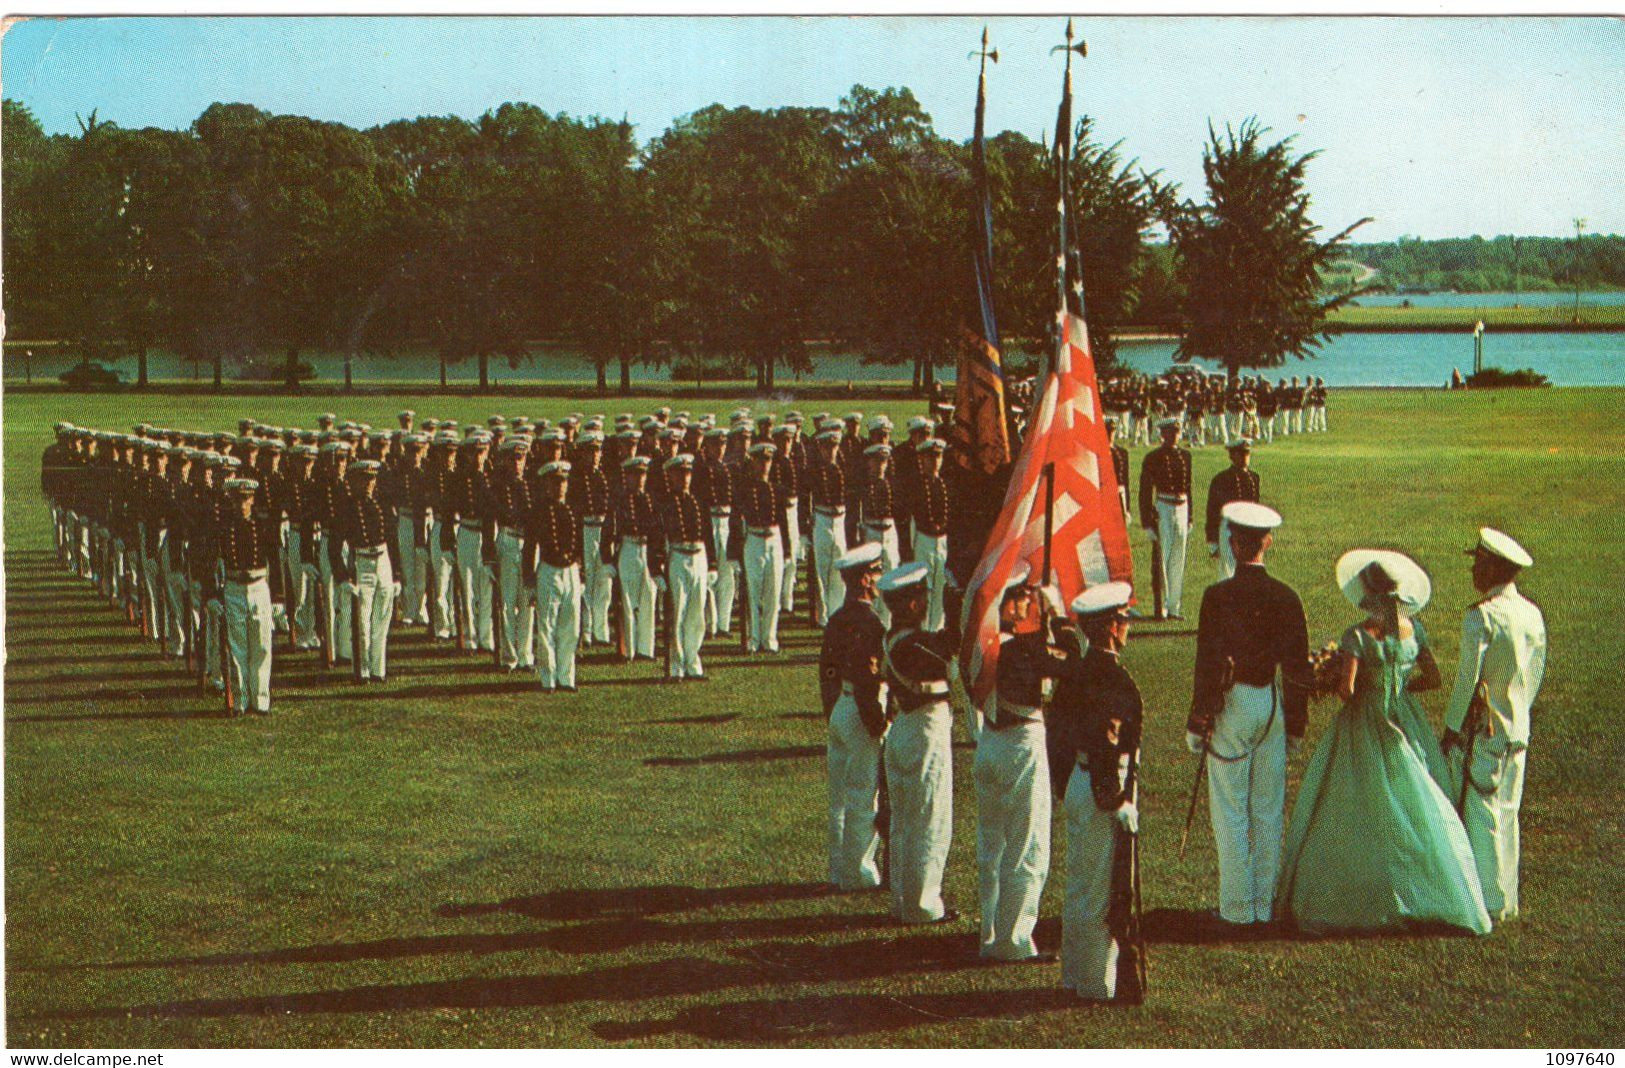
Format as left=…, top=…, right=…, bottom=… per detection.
left=878, top=560, right=930, bottom=594
left=1222, top=501, right=1283, bottom=531
left=1071, top=580, right=1135, bottom=620
left=836, top=542, right=884, bottom=572
left=1474, top=527, right=1533, bottom=569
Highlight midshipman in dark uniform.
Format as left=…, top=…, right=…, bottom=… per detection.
left=1139, top=418, right=1193, bottom=620
left=1205, top=437, right=1262, bottom=579
left=821, top=542, right=888, bottom=891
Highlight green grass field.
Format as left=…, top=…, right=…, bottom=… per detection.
left=5, top=388, right=1623, bottom=1048
left=1325, top=302, right=1625, bottom=331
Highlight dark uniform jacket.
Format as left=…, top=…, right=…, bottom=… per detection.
left=883, top=626, right=956, bottom=712
left=1188, top=562, right=1312, bottom=739
left=820, top=598, right=887, bottom=735
left=663, top=489, right=715, bottom=570
left=523, top=496, right=581, bottom=581
left=1205, top=466, right=1262, bottom=544
left=608, top=485, right=663, bottom=573
left=1048, top=647, right=1143, bottom=807
left=991, top=628, right=1069, bottom=728
left=219, top=508, right=273, bottom=577
left=1138, top=444, right=1192, bottom=530
left=912, top=472, right=949, bottom=539
left=330, top=489, right=395, bottom=582
left=736, top=476, right=788, bottom=554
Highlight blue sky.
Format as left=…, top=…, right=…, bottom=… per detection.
left=4, top=15, right=1621, bottom=241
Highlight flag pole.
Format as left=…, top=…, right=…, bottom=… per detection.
left=1041, top=461, right=1057, bottom=585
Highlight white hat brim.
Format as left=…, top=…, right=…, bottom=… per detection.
left=1335, top=549, right=1431, bottom=617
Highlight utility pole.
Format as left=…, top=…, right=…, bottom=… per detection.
left=1572, top=217, right=1587, bottom=324
left=1511, top=236, right=1519, bottom=309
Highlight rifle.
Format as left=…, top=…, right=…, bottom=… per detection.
left=875, top=730, right=891, bottom=890
left=423, top=519, right=438, bottom=640
left=738, top=554, right=751, bottom=654
left=221, top=589, right=237, bottom=715
left=1454, top=681, right=1492, bottom=817
left=1110, top=758, right=1148, bottom=1004
left=450, top=545, right=468, bottom=652
left=154, top=533, right=169, bottom=651
left=135, top=527, right=151, bottom=639
left=181, top=539, right=195, bottom=674
left=1149, top=526, right=1166, bottom=619
left=491, top=553, right=506, bottom=668
left=281, top=534, right=297, bottom=654
left=1180, top=656, right=1232, bottom=858
left=662, top=567, right=675, bottom=678
left=807, top=535, right=821, bottom=627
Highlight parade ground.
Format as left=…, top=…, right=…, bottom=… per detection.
left=4, top=386, right=1621, bottom=1048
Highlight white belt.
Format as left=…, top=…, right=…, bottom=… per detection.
left=670, top=541, right=704, bottom=554
left=864, top=520, right=894, bottom=531
left=1157, top=494, right=1187, bottom=504
left=747, top=526, right=778, bottom=538
left=499, top=528, right=522, bottom=540
left=622, top=535, right=648, bottom=545
left=708, top=507, right=732, bottom=517
left=815, top=506, right=845, bottom=517
left=583, top=516, right=606, bottom=526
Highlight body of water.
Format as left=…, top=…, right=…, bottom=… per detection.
left=1349, top=290, right=1625, bottom=309
left=7, top=327, right=1623, bottom=388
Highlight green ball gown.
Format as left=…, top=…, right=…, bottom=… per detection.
left=1278, top=621, right=1492, bottom=935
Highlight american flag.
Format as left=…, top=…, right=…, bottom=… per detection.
left=957, top=23, right=1135, bottom=709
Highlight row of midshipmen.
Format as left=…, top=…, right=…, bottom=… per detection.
left=39, top=406, right=957, bottom=713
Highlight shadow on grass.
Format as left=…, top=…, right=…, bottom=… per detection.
left=643, top=712, right=742, bottom=726
left=645, top=745, right=823, bottom=767
left=56, top=912, right=893, bottom=973
left=47, top=927, right=990, bottom=1023
left=595, top=987, right=1085, bottom=1043
left=1138, top=907, right=1478, bottom=945
left=439, top=881, right=831, bottom=922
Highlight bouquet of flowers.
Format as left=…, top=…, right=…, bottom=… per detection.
left=1307, top=640, right=1347, bottom=700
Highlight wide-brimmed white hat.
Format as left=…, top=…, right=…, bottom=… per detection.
left=1336, top=549, right=1431, bottom=617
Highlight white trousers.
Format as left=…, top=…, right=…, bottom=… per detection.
left=534, top=561, right=582, bottom=689
left=1293, top=408, right=1305, bottom=434
left=1207, top=682, right=1286, bottom=924
left=352, top=551, right=396, bottom=680
left=827, top=693, right=884, bottom=890
left=975, top=721, right=1050, bottom=959
left=163, top=551, right=187, bottom=656
left=707, top=514, right=736, bottom=635
left=812, top=510, right=847, bottom=626
left=1451, top=744, right=1527, bottom=922
left=580, top=523, right=613, bottom=645
left=317, top=533, right=353, bottom=661
left=1154, top=498, right=1190, bottom=616
left=429, top=519, right=456, bottom=638
left=224, top=578, right=274, bottom=712
left=743, top=530, right=783, bottom=653
left=1214, top=516, right=1236, bottom=579
left=616, top=540, right=657, bottom=659
left=497, top=530, right=535, bottom=668
left=454, top=526, right=494, bottom=651
left=862, top=523, right=901, bottom=629
left=886, top=701, right=953, bottom=923
left=779, top=501, right=802, bottom=611
left=912, top=531, right=948, bottom=632
left=1063, top=765, right=1122, bottom=1000
left=284, top=529, right=318, bottom=649
left=396, top=514, right=428, bottom=624
left=667, top=547, right=708, bottom=678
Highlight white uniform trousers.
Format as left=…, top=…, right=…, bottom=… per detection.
left=1207, top=681, right=1286, bottom=924
left=1293, top=407, right=1306, bottom=434
left=75, top=516, right=91, bottom=578
left=779, top=500, right=802, bottom=612
left=1153, top=497, right=1190, bottom=616
left=862, top=521, right=901, bottom=629
left=429, top=519, right=456, bottom=638
left=580, top=520, right=613, bottom=645
left=743, top=528, right=784, bottom=653
left=534, top=561, right=582, bottom=690
left=111, top=536, right=130, bottom=607
left=137, top=524, right=160, bottom=635
left=396, top=514, right=429, bottom=624
left=352, top=549, right=396, bottom=680
left=284, top=529, right=318, bottom=649
left=497, top=529, right=535, bottom=668
left=885, top=699, right=953, bottom=923
left=827, top=692, right=885, bottom=890
left=454, top=525, right=494, bottom=651
left=163, top=550, right=188, bottom=656
left=912, top=531, right=948, bottom=633
left=811, top=508, right=847, bottom=626
left=667, top=545, right=708, bottom=678
left=1213, top=516, right=1237, bottom=580
left=706, top=512, right=736, bottom=635
left=975, top=720, right=1051, bottom=959
left=616, top=539, right=657, bottom=659
left=1451, top=744, right=1527, bottom=922
left=318, top=533, right=354, bottom=661
left=1062, top=764, right=1125, bottom=1000
left=224, top=577, right=274, bottom=713
left=202, top=587, right=225, bottom=686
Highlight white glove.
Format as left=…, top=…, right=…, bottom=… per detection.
left=482, top=565, right=496, bottom=586
left=1288, top=735, right=1304, bottom=759
left=393, top=581, right=403, bottom=598
left=1207, top=542, right=1219, bottom=559
left=655, top=575, right=668, bottom=593
left=1114, top=802, right=1139, bottom=834
left=1185, top=731, right=1206, bottom=756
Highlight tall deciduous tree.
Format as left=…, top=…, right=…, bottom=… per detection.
left=1168, top=119, right=1369, bottom=377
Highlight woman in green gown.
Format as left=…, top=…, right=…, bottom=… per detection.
left=1278, top=550, right=1491, bottom=935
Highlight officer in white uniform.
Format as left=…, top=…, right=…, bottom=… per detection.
left=977, top=565, right=1069, bottom=961
left=1053, top=582, right=1143, bottom=1002
left=1443, top=527, right=1547, bottom=923
left=1186, top=502, right=1312, bottom=927
left=878, top=560, right=959, bottom=924
left=820, top=543, right=888, bottom=891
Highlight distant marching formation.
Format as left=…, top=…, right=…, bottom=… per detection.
left=1094, top=370, right=1330, bottom=447
left=38, top=405, right=960, bottom=715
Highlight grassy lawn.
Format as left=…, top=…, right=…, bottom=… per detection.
left=4, top=388, right=1622, bottom=1048
left=1326, top=303, right=1625, bottom=331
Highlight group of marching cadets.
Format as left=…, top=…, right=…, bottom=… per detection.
left=819, top=544, right=1147, bottom=1003
left=1097, top=371, right=1330, bottom=447
left=40, top=403, right=960, bottom=705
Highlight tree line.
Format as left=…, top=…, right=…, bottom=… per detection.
left=2, top=89, right=1360, bottom=391
left=1349, top=233, right=1625, bottom=294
